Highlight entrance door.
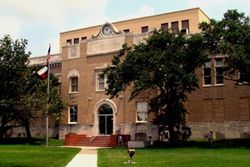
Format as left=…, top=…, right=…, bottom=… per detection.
left=98, top=104, right=113, bottom=135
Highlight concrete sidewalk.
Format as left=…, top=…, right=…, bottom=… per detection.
left=66, top=147, right=99, bottom=167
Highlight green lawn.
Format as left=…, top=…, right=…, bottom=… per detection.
left=98, top=147, right=250, bottom=167
left=0, top=145, right=80, bottom=167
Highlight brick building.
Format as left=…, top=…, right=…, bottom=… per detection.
left=29, top=8, right=250, bottom=145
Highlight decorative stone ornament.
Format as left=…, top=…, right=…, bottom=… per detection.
left=92, top=22, right=122, bottom=38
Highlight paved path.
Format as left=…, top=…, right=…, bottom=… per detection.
left=66, top=147, right=99, bottom=167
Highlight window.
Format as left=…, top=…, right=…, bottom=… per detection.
left=81, top=36, right=87, bottom=41
left=215, top=58, right=224, bottom=85
left=181, top=20, right=189, bottom=30
left=141, top=26, right=149, bottom=33
left=66, top=39, right=72, bottom=45
left=70, top=77, right=78, bottom=92
left=74, top=38, right=79, bottom=44
left=161, top=23, right=168, bottom=32
left=203, top=61, right=212, bottom=86
left=96, top=73, right=107, bottom=91
left=203, top=57, right=225, bottom=86
left=171, top=21, right=179, bottom=33
left=69, top=105, right=77, bottom=123
left=123, top=29, right=130, bottom=33
left=136, top=102, right=148, bottom=122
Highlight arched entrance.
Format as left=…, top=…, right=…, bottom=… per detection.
left=98, top=104, right=113, bottom=135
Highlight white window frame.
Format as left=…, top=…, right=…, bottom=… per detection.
left=96, top=72, right=108, bottom=92
left=203, top=61, right=212, bottom=87
left=214, top=57, right=224, bottom=86
left=203, top=56, right=225, bottom=87
left=136, top=101, right=148, bottom=123
left=68, top=105, right=78, bottom=124
left=70, top=76, right=78, bottom=93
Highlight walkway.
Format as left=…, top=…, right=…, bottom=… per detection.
left=66, top=147, right=99, bottom=167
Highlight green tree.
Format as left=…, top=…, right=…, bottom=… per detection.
left=200, top=9, right=250, bottom=84
left=103, top=31, right=208, bottom=143
left=15, top=67, right=66, bottom=142
left=0, top=35, right=30, bottom=139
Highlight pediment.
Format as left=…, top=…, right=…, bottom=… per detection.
left=92, top=22, right=123, bottom=39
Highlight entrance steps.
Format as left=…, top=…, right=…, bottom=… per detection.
left=65, top=134, right=111, bottom=147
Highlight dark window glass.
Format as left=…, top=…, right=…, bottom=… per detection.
left=74, top=38, right=79, bottom=44
left=66, top=39, right=72, bottom=44
left=141, top=26, right=149, bottom=33
left=81, top=36, right=87, bottom=41
left=181, top=20, right=189, bottom=29
left=161, top=23, right=168, bottom=32
left=70, top=106, right=77, bottom=122
left=171, top=21, right=179, bottom=33
left=123, top=29, right=130, bottom=33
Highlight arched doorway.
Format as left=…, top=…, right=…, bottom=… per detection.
left=98, top=104, right=113, bottom=135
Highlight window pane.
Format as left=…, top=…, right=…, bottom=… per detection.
left=161, top=23, right=168, bottom=32
left=205, top=61, right=211, bottom=68
left=204, top=77, right=212, bottom=85
left=66, top=39, right=72, bottom=44
left=136, top=102, right=148, bottom=122
left=216, top=76, right=224, bottom=84
left=215, top=58, right=223, bottom=66
left=98, top=74, right=105, bottom=90
left=71, top=77, right=78, bottom=92
left=204, top=68, right=211, bottom=76
left=171, top=21, right=179, bottom=33
left=74, top=38, right=79, bottom=44
left=70, top=106, right=77, bottom=122
left=141, top=26, right=148, bottom=33
left=123, top=29, right=130, bottom=33
left=137, top=112, right=147, bottom=122
left=137, top=102, right=148, bottom=112
left=181, top=20, right=189, bottom=29
left=216, top=67, right=224, bottom=75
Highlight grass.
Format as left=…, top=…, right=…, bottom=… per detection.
left=98, top=147, right=250, bottom=167
left=0, top=142, right=80, bottom=167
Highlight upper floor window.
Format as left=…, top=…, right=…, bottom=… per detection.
left=74, top=38, right=79, bottom=44
left=181, top=20, right=189, bottom=30
left=215, top=58, right=224, bottom=85
left=161, top=23, right=168, bottom=32
left=203, top=61, right=212, bottom=86
left=81, top=36, right=87, bottom=41
left=66, top=39, right=72, bottom=45
left=70, top=76, right=78, bottom=92
left=69, top=105, right=77, bottom=123
left=136, top=101, right=148, bottom=122
left=203, top=57, right=224, bottom=86
left=123, top=29, right=130, bottom=33
left=96, top=72, right=107, bottom=92
left=141, top=26, right=149, bottom=33
left=171, top=21, right=179, bottom=33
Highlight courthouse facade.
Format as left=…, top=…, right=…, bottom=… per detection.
left=30, top=8, right=250, bottom=142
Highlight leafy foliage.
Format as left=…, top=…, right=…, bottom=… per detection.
left=200, top=9, right=250, bottom=84
left=103, top=30, right=208, bottom=143
left=0, top=35, right=66, bottom=141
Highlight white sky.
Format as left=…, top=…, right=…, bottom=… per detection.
left=0, top=0, right=249, bottom=57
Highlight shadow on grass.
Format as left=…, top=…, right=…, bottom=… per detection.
left=0, top=137, right=64, bottom=146
left=153, top=138, right=250, bottom=149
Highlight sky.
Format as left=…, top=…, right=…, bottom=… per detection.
left=0, top=0, right=249, bottom=57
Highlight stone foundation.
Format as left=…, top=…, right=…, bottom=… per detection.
left=189, top=121, right=250, bottom=139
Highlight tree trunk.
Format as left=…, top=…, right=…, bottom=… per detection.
left=24, top=122, right=32, bottom=143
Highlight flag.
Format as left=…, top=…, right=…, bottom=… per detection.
left=37, top=44, right=51, bottom=79
left=46, top=44, right=51, bottom=64
left=37, top=66, right=48, bottom=79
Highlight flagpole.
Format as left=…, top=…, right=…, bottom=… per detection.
left=46, top=45, right=51, bottom=147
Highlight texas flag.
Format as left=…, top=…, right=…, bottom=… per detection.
left=37, top=45, right=51, bottom=79
left=37, top=66, right=48, bottom=79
